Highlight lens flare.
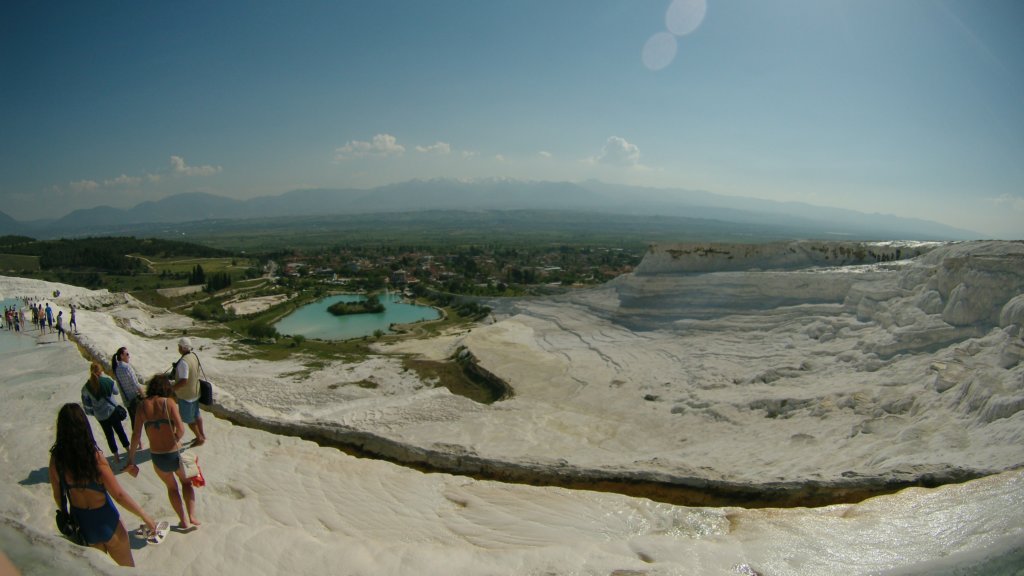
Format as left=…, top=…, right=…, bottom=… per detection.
left=642, top=31, right=678, bottom=71
left=665, top=0, right=707, bottom=37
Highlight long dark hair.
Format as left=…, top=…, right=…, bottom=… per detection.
left=111, top=347, right=127, bottom=372
left=50, top=403, right=101, bottom=483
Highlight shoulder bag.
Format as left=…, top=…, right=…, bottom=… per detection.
left=105, top=396, right=127, bottom=422
left=54, top=463, right=87, bottom=545
left=100, top=376, right=127, bottom=421
left=194, top=353, right=216, bottom=406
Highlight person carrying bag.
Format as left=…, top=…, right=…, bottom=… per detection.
left=49, top=403, right=158, bottom=566
left=81, top=362, right=131, bottom=466
left=171, top=338, right=207, bottom=446
left=125, top=374, right=202, bottom=531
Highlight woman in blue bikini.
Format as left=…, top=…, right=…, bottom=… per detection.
left=49, top=403, right=157, bottom=567
left=126, top=374, right=201, bottom=530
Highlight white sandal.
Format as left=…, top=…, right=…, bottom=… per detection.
left=138, top=521, right=170, bottom=544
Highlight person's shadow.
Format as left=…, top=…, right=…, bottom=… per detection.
left=22, top=449, right=154, bottom=486
left=109, top=450, right=153, bottom=473
left=19, top=467, right=50, bottom=486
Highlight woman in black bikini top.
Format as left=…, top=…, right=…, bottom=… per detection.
left=126, top=374, right=202, bottom=531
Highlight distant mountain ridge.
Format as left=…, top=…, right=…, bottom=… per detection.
left=0, top=178, right=979, bottom=241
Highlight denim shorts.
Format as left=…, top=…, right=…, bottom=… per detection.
left=151, top=451, right=181, bottom=473
left=177, top=398, right=200, bottom=424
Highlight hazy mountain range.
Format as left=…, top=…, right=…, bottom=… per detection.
left=1, top=179, right=979, bottom=241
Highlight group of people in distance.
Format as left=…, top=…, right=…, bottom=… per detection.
left=24, top=301, right=75, bottom=336
left=17, top=301, right=77, bottom=340
left=48, top=337, right=208, bottom=567
left=3, top=305, right=25, bottom=332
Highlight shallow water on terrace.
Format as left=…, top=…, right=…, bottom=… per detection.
left=274, top=292, right=440, bottom=340
left=0, top=298, right=40, bottom=353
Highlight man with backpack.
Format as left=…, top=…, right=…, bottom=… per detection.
left=172, top=338, right=207, bottom=446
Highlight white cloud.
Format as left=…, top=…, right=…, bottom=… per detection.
left=991, top=193, right=1024, bottom=212
left=596, top=136, right=641, bottom=166
left=104, top=174, right=142, bottom=187
left=334, top=134, right=406, bottom=160
left=494, top=154, right=506, bottom=162
left=415, top=141, right=451, bottom=155
left=69, top=180, right=99, bottom=192
left=170, top=155, right=222, bottom=176
left=538, top=151, right=553, bottom=159
left=461, top=150, right=478, bottom=159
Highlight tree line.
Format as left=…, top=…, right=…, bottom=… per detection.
left=188, top=264, right=232, bottom=292
left=0, top=236, right=231, bottom=274
left=327, top=294, right=384, bottom=316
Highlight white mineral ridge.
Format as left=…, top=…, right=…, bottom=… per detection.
left=1, top=239, right=1022, bottom=575
left=380, top=240, right=1024, bottom=489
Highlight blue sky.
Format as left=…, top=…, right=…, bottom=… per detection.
left=2, top=0, right=1022, bottom=238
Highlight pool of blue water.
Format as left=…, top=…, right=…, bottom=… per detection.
left=274, top=293, right=440, bottom=341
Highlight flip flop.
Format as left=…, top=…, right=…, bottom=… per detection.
left=146, top=521, right=170, bottom=544
left=134, top=523, right=160, bottom=537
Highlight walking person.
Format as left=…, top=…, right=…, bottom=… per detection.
left=55, top=311, right=67, bottom=341
left=49, top=403, right=157, bottom=567
left=172, top=338, right=206, bottom=446
left=126, top=374, right=201, bottom=531
left=111, top=347, right=144, bottom=443
left=81, top=363, right=131, bottom=466
left=45, top=302, right=54, bottom=333
left=70, top=304, right=78, bottom=334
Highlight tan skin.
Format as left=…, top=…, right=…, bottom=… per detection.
left=0, top=549, right=20, bottom=576
left=49, top=451, right=156, bottom=567
left=127, top=395, right=201, bottom=530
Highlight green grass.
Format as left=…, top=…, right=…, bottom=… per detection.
left=0, top=254, right=40, bottom=272
left=403, top=356, right=504, bottom=404
left=216, top=331, right=374, bottom=363
left=141, top=256, right=252, bottom=276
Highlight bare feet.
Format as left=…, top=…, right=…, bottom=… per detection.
left=191, top=437, right=205, bottom=447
